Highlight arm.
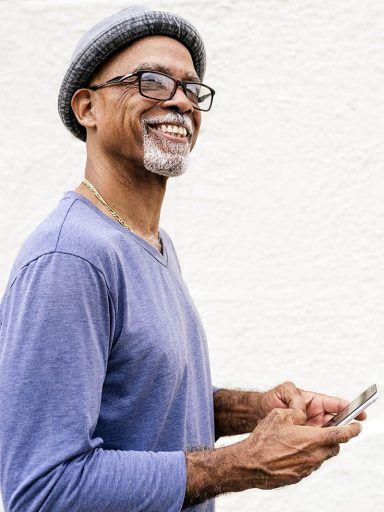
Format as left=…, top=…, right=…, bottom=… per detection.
left=214, top=382, right=307, bottom=438
left=183, top=408, right=362, bottom=508
left=214, top=388, right=262, bottom=439
left=0, top=253, right=185, bottom=511
left=213, top=383, right=367, bottom=439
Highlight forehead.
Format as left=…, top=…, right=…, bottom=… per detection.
left=96, top=35, right=199, bottom=81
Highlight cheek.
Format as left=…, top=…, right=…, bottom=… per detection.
left=106, top=90, right=137, bottom=134
left=95, top=102, right=124, bottom=141
left=120, top=105, right=148, bottom=143
left=103, top=108, right=142, bottom=148
left=95, top=109, right=133, bottom=155
left=98, top=91, right=157, bottom=149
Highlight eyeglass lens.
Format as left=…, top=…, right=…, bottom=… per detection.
left=139, top=72, right=212, bottom=111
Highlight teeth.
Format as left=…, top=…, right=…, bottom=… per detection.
left=153, top=124, right=188, bottom=137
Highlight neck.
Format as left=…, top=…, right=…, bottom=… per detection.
left=75, top=154, right=167, bottom=247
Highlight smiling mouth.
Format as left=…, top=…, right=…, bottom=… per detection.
left=146, top=122, right=191, bottom=143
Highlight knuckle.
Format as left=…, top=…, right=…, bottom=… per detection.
left=330, top=444, right=340, bottom=457
left=305, top=454, right=318, bottom=468
left=284, top=469, right=303, bottom=485
left=340, top=431, right=349, bottom=443
left=311, top=452, right=324, bottom=465
left=290, top=475, right=302, bottom=485
left=311, top=450, right=327, bottom=468
left=264, top=409, right=276, bottom=422
left=337, top=427, right=350, bottom=443
left=269, top=408, right=284, bottom=420
left=328, top=429, right=339, bottom=445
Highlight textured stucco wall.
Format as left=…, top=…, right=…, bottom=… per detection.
left=1, top=1, right=383, bottom=511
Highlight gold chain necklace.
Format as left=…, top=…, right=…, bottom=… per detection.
left=82, top=178, right=133, bottom=230
left=82, top=179, right=161, bottom=246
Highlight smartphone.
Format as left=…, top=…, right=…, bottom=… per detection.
left=323, top=384, right=380, bottom=427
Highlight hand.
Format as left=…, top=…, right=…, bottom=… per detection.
left=230, top=407, right=362, bottom=490
left=257, top=382, right=367, bottom=427
left=184, top=405, right=362, bottom=506
left=257, top=381, right=307, bottom=420
left=300, top=389, right=367, bottom=427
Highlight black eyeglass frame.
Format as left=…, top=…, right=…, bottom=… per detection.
left=88, top=70, right=215, bottom=112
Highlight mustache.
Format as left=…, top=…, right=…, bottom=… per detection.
left=142, top=112, right=193, bottom=135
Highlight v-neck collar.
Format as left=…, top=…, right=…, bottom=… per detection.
left=63, top=191, right=169, bottom=267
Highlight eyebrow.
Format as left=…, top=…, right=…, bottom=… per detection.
left=132, top=62, right=200, bottom=82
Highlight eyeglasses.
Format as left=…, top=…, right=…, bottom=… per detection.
left=88, top=69, right=215, bottom=112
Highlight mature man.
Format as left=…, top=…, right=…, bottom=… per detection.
left=0, top=6, right=363, bottom=511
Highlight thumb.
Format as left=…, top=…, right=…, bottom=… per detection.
left=279, top=383, right=307, bottom=418
left=288, top=393, right=307, bottom=417
left=284, top=407, right=307, bottom=426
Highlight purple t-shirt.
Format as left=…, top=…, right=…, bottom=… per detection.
left=0, top=191, right=216, bottom=511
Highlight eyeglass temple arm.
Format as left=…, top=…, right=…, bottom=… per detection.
left=89, top=73, right=136, bottom=89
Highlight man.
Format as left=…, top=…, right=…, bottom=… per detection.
left=0, top=6, right=364, bottom=511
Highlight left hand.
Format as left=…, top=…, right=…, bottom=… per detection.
left=300, top=389, right=367, bottom=426
left=257, top=382, right=367, bottom=427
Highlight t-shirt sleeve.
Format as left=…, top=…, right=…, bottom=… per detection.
left=0, top=252, right=186, bottom=512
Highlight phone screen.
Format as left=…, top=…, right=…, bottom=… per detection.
left=324, top=384, right=379, bottom=427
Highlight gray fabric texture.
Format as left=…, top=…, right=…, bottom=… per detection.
left=58, top=5, right=206, bottom=142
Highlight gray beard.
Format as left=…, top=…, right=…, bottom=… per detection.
left=141, top=113, right=192, bottom=178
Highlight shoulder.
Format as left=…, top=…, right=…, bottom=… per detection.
left=5, top=192, right=128, bottom=293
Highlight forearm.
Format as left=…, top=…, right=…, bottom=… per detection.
left=214, top=388, right=262, bottom=439
left=182, top=443, right=247, bottom=508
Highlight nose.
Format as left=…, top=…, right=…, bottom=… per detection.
left=160, top=85, right=194, bottom=114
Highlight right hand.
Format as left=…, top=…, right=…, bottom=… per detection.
left=229, top=407, right=362, bottom=491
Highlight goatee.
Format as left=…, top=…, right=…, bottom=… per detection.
left=141, top=113, right=192, bottom=178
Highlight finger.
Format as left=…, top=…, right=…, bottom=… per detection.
left=300, top=390, right=350, bottom=415
left=318, top=444, right=341, bottom=462
left=305, top=445, right=340, bottom=476
left=276, top=407, right=306, bottom=426
left=317, top=394, right=349, bottom=415
left=279, top=382, right=307, bottom=416
left=288, top=393, right=307, bottom=416
left=323, top=422, right=362, bottom=445
left=326, top=444, right=341, bottom=460
left=355, top=411, right=367, bottom=421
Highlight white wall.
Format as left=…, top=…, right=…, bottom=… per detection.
left=1, top=1, right=383, bottom=511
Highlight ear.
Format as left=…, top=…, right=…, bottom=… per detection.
left=71, top=89, right=97, bottom=130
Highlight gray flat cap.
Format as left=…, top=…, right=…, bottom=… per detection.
left=58, top=5, right=206, bottom=142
